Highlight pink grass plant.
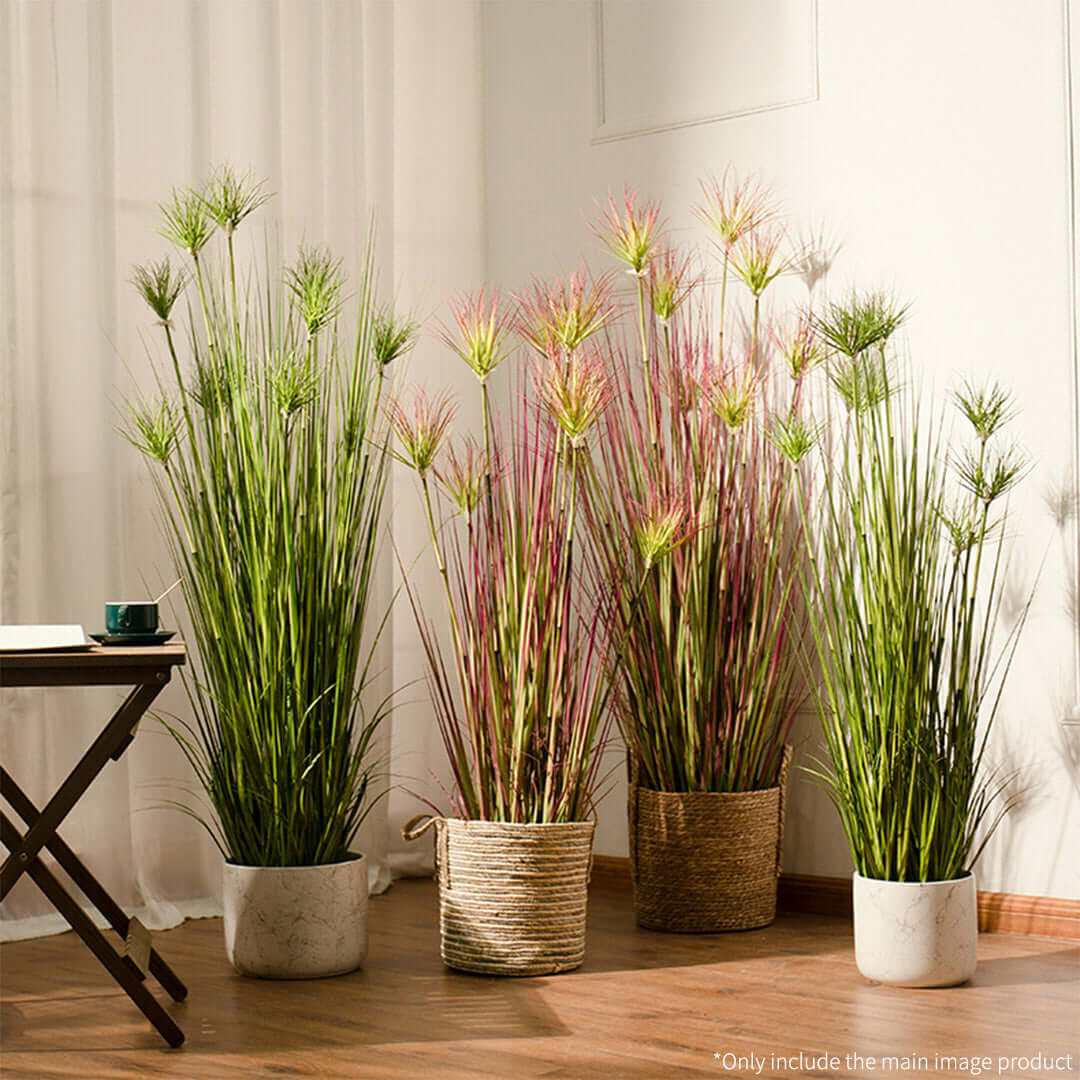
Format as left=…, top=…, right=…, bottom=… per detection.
left=587, top=182, right=811, bottom=794
left=397, top=289, right=642, bottom=823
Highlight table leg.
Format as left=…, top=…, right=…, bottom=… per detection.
left=1, top=768, right=187, bottom=1002
left=0, top=680, right=166, bottom=900
left=0, top=812, right=185, bottom=1048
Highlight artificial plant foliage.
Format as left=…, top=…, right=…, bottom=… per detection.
left=794, top=292, right=1027, bottom=882
left=587, top=176, right=809, bottom=795
left=393, top=281, right=642, bottom=823
left=127, top=166, right=414, bottom=866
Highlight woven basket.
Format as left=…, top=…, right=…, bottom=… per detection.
left=403, top=816, right=595, bottom=976
left=628, top=745, right=792, bottom=933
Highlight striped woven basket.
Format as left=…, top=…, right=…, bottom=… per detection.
left=628, top=745, right=792, bottom=933
left=403, top=816, right=595, bottom=976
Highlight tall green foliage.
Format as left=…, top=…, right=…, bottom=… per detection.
left=798, top=294, right=1026, bottom=881
left=127, top=167, right=413, bottom=866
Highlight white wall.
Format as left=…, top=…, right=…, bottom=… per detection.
left=481, top=0, right=1080, bottom=899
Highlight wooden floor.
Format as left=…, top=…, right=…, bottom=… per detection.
left=1, top=879, right=1077, bottom=1079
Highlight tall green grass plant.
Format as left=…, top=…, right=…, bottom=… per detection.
left=794, top=294, right=1026, bottom=881
left=127, top=168, right=412, bottom=866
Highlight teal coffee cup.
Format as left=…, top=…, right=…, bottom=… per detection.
left=105, top=601, right=159, bottom=634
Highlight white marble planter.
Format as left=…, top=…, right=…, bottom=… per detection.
left=223, top=854, right=368, bottom=979
left=853, top=872, right=977, bottom=987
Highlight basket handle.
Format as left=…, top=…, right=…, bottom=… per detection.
left=402, top=813, right=438, bottom=841
left=402, top=814, right=450, bottom=890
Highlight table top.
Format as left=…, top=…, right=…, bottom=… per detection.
left=0, top=643, right=186, bottom=688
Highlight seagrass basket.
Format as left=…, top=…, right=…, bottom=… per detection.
left=628, top=745, right=792, bottom=932
left=403, top=816, right=595, bottom=975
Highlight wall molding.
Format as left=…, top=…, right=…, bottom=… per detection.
left=589, top=0, right=820, bottom=144
left=590, top=857, right=1080, bottom=940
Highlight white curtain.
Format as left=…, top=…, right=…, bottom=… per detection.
left=0, top=0, right=485, bottom=941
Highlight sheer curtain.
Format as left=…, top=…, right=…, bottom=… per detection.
left=0, top=0, right=484, bottom=940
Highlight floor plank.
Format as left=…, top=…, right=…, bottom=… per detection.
left=1, top=879, right=1077, bottom=1078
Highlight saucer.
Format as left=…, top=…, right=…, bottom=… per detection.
left=90, top=630, right=176, bottom=647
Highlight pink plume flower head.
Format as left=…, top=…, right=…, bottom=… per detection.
left=695, top=168, right=774, bottom=252
left=515, top=270, right=618, bottom=357
left=730, top=225, right=794, bottom=299
left=437, top=436, right=487, bottom=516
left=534, top=345, right=614, bottom=448
left=439, top=289, right=515, bottom=382
left=386, top=387, right=456, bottom=477
left=772, top=315, right=824, bottom=381
left=646, top=246, right=700, bottom=323
left=632, top=491, right=694, bottom=571
left=593, top=187, right=665, bottom=275
left=701, top=363, right=760, bottom=431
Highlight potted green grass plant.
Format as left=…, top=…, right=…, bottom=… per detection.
left=393, top=280, right=668, bottom=975
left=789, top=291, right=1027, bottom=986
left=586, top=177, right=811, bottom=932
left=126, top=167, right=414, bottom=978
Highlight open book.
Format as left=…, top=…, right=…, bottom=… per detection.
left=0, top=625, right=91, bottom=652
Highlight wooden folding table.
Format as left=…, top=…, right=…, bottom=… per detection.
left=1, top=644, right=189, bottom=1047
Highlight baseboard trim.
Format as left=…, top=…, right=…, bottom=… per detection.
left=977, top=889, right=1080, bottom=939
left=590, top=857, right=1080, bottom=940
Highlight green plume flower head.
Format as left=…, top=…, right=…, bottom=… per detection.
left=131, top=257, right=189, bottom=323
left=814, top=290, right=909, bottom=358
left=954, top=444, right=1028, bottom=506
left=954, top=380, right=1016, bottom=444
left=594, top=187, right=664, bottom=275
left=768, top=410, right=822, bottom=465
left=387, top=388, right=456, bottom=478
left=939, top=502, right=991, bottom=556
left=286, top=245, right=344, bottom=337
left=270, top=351, right=319, bottom=418
left=199, top=165, right=271, bottom=235
left=159, top=188, right=216, bottom=257
left=372, top=305, right=419, bottom=370
left=124, top=396, right=182, bottom=465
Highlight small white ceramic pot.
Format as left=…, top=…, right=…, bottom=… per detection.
left=223, top=853, right=368, bottom=979
left=852, top=872, right=977, bottom=987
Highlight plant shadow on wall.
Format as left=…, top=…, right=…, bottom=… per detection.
left=124, top=166, right=418, bottom=979
left=974, top=479, right=1080, bottom=895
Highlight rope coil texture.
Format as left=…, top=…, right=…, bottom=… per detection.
left=403, top=816, right=595, bottom=976
left=628, top=745, right=792, bottom=933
